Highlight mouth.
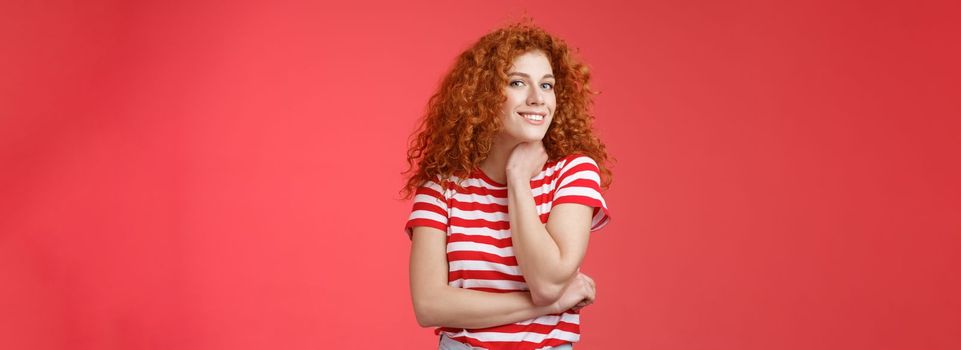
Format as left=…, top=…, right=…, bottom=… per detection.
left=518, top=111, right=547, bottom=124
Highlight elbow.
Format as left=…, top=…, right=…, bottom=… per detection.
left=412, top=295, right=440, bottom=328
left=529, top=283, right=565, bottom=307
left=413, top=306, right=437, bottom=328
left=414, top=312, right=437, bottom=328
left=412, top=280, right=454, bottom=328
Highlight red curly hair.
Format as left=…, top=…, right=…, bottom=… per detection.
left=402, top=19, right=612, bottom=198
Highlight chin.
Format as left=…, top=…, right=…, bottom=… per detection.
left=502, top=128, right=549, bottom=144
left=524, top=134, right=547, bottom=142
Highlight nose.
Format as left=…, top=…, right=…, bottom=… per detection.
left=527, top=85, right=545, bottom=106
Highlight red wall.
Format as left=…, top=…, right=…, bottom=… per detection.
left=2, top=0, right=959, bottom=349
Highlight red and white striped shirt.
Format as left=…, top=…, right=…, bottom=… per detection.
left=405, top=154, right=611, bottom=350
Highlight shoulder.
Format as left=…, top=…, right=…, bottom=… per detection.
left=554, top=154, right=600, bottom=174
left=423, top=172, right=486, bottom=198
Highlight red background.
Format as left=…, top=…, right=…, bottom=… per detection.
left=2, top=0, right=959, bottom=349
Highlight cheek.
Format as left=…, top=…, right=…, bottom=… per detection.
left=507, top=88, right=529, bottom=105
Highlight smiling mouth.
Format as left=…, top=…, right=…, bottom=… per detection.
left=519, top=112, right=546, bottom=122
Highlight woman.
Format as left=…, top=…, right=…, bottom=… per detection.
left=403, top=20, right=613, bottom=350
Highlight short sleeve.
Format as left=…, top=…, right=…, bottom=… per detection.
left=552, top=155, right=611, bottom=232
left=404, top=179, right=450, bottom=239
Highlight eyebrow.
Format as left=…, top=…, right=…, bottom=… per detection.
left=508, top=72, right=555, bottom=80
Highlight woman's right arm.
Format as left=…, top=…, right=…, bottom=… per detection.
left=409, top=226, right=594, bottom=329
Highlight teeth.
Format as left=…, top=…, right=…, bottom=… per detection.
left=521, top=113, right=544, bottom=121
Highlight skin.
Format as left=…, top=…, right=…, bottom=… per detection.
left=483, top=50, right=597, bottom=306
left=409, top=225, right=593, bottom=328
left=479, top=50, right=557, bottom=185
left=409, top=50, right=597, bottom=329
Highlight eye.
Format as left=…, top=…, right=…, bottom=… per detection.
left=509, top=80, right=525, bottom=87
left=541, top=82, right=554, bottom=90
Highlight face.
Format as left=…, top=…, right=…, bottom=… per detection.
left=497, top=50, right=556, bottom=144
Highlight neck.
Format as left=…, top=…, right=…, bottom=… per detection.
left=479, top=136, right=520, bottom=185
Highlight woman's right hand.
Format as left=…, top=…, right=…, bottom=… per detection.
left=552, top=271, right=596, bottom=313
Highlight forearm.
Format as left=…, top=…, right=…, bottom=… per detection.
left=415, top=286, right=557, bottom=329
left=506, top=176, right=577, bottom=303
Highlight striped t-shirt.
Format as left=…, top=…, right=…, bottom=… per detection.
left=405, top=154, right=611, bottom=350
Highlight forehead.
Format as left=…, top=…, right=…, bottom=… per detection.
left=509, top=51, right=553, bottom=75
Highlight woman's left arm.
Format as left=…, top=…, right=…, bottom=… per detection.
left=507, top=176, right=593, bottom=306
left=505, top=141, right=599, bottom=306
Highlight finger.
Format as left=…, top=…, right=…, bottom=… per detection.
left=581, top=276, right=594, bottom=294
left=571, top=300, right=593, bottom=313
left=579, top=275, right=595, bottom=292
left=581, top=273, right=595, bottom=285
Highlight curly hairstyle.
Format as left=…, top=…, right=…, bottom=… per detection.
left=402, top=19, right=612, bottom=198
